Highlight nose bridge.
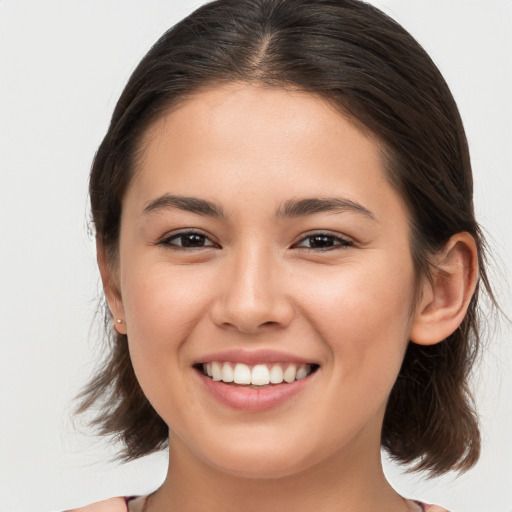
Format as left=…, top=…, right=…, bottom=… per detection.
left=214, top=240, right=292, bottom=333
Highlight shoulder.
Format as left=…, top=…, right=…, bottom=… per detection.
left=65, top=497, right=129, bottom=512
left=418, top=502, right=451, bottom=512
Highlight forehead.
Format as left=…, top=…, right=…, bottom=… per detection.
left=141, top=83, right=377, bottom=164
left=126, top=82, right=405, bottom=224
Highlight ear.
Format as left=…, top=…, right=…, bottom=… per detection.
left=410, top=232, right=478, bottom=346
left=97, top=238, right=127, bottom=335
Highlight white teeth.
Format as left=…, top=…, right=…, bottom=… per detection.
left=201, top=362, right=314, bottom=386
left=296, top=365, right=308, bottom=380
left=251, top=364, right=270, bottom=385
left=211, top=362, right=222, bottom=381
left=283, top=364, right=297, bottom=383
left=221, top=362, right=234, bottom=382
left=233, top=363, right=252, bottom=384
left=269, top=364, right=284, bottom=384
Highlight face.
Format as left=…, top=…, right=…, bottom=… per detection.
left=109, top=83, right=420, bottom=479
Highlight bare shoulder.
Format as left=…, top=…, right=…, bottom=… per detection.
left=65, top=497, right=127, bottom=512
left=423, top=505, right=450, bottom=512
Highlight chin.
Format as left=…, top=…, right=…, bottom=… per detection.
left=193, top=434, right=326, bottom=480
left=210, top=455, right=309, bottom=480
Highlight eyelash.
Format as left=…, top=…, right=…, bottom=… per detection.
left=158, top=230, right=354, bottom=251
left=158, top=230, right=218, bottom=250
left=294, top=231, right=354, bottom=250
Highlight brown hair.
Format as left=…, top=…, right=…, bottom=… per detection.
left=77, top=0, right=495, bottom=476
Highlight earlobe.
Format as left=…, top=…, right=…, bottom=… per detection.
left=96, top=239, right=127, bottom=335
left=410, top=232, right=478, bottom=346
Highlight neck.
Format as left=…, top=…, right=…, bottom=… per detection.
left=148, top=432, right=409, bottom=512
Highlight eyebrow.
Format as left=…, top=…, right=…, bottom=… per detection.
left=142, top=194, right=375, bottom=221
left=276, top=197, right=376, bottom=220
left=143, top=194, right=226, bottom=218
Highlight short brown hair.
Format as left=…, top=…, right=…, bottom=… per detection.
left=77, top=0, right=496, bottom=476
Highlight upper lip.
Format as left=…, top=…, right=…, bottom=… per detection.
left=194, top=348, right=319, bottom=366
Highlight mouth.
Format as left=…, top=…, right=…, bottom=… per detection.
left=194, top=361, right=320, bottom=388
left=192, top=349, right=321, bottom=411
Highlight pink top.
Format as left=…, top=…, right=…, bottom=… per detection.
left=65, top=496, right=450, bottom=511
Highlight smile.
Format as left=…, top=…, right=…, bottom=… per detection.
left=200, top=361, right=319, bottom=386
left=194, top=356, right=320, bottom=411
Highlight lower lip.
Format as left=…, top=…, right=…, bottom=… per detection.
left=196, top=369, right=316, bottom=412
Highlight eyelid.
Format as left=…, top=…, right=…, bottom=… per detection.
left=156, top=229, right=354, bottom=251
left=157, top=229, right=220, bottom=249
left=292, top=230, right=354, bottom=250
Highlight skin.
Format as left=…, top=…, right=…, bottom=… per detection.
left=100, top=83, right=478, bottom=512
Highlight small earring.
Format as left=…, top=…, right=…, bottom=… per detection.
left=116, top=319, right=123, bottom=324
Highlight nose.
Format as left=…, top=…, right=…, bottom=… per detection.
left=210, top=244, right=294, bottom=334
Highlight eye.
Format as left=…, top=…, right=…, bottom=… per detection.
left=159, top=230, right=218, bottom=249
left=294, top=232, right=353, bottom=250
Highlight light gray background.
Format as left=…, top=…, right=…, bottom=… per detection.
left=0, top=1, right=510, bottom=511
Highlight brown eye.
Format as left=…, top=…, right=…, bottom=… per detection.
left=295, top=233, right=353, bottom=250
left=161, top=231, right=216, bottom=249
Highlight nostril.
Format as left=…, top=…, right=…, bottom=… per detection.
left=211, top=288, right=295, bottom=334
left=220, top=320, right=280, bottom=335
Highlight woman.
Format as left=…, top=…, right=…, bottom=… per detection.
left=70, top=0, right=496, bottom=510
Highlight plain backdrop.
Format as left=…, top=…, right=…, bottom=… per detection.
left=0, top=1, right=511, bottom=511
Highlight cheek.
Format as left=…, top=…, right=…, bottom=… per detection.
left=298, top=255, right=415, bottom=376
left=119, top=261, right=216, bottom=392
left=291, top=260, right=415, bottom=441
left=117, top=263, right=216, bottom=423
left=122, top=261, right=209, bottom=332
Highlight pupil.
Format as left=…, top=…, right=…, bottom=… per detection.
left=182, top=233, right=204, bottom=247
left=310, top=235, right=332, bottom=248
